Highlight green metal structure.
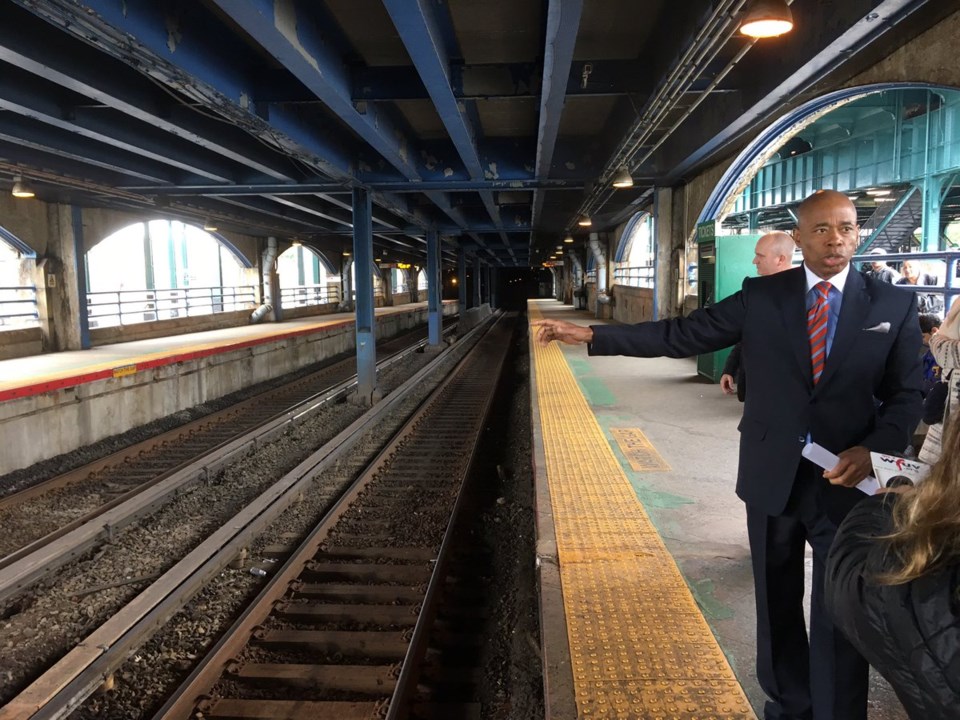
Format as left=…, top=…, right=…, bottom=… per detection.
left=695, top=222, right=761, bottom=382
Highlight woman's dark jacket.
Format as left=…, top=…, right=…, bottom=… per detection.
left=825, top=494, right=960, bottom=719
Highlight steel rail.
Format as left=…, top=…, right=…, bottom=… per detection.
left=0, top=323, right=455, bottom=603
left=0, top=312, right=496, bottom=720
left=153, top=314, right=510, bottom=720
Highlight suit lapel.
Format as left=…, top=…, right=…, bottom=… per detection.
left=816, top=269, right=870, bottom=391
left=779, top=268, right=813, bottom=388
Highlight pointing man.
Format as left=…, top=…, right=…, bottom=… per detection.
left=535, top=190, right=922, bottom=720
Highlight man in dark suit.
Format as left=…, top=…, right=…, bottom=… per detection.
left=535, top=190, right=923, bottom=720
left=720, top=230, right=796, bottom=400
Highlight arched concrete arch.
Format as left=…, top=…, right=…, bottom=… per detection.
left=698, top=82, right=956, bottom=225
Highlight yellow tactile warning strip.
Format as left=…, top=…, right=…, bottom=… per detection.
left=530, top=308, right=756, bottom=719
left=610, top=428, right=672, bottom=473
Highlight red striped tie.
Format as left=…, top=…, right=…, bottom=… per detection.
left=808, top=281, right=831, bottom=385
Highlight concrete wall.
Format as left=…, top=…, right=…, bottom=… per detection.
left=0, top=304, right=454, bottom=475
left=90, top=310, right=253, bottom=345
left=611, top=286, right=655, bottom=324
left=0, top=328, right=42, bottom=360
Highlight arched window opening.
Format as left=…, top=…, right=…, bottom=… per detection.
left=0, top=235, right=38, bottom=329
left=613, top=213, right=655, bottom=288
left=86, top=220, right=254, bottom=328
left=277, top=245, right=340, bottom=308
left=417, top=268, right=428, bottom=291
left=346, top=261, right=383, bottom=304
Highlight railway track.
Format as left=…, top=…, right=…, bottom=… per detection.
left=155, top=314, right=511, bottom=720
left=0, top=322, right=454, bottom=605
left=0, top=312, right=507, bottom=720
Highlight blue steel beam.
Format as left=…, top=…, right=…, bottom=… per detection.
left=7, top=0, right=353, bottom=180
left=0, top=68, right=236, bottom=184
left=0, top=119, right=174, bottom=186
left=382, top=0, right=508, bottom=246
left=120, top=179, right=586, bottom=195
left=206, top=0, right=419, bottom=180
left=353, top=187, right=378, bottom=403
left=532, top=0, right=583, bottom=227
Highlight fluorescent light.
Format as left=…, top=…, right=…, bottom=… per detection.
left=867, top=189, right=892, bottom=197
left=11, top=175, right=34, bottom=199
left=612, top=166, right=633, bottom=188
left=740, top=0, right=793, bottom=38
left=577, top=214, right=592, bottom=227
left=564, top=234, right=574, bottom=243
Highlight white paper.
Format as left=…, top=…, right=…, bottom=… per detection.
left=801, top=442, right=879, bottom=495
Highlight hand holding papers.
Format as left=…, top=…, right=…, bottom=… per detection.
left=802, top=443, right=880, bottom=495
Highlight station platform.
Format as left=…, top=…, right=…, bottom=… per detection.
left=0, top=301, right=456, bottom=476
left=528, top=299, right=906, bottom=719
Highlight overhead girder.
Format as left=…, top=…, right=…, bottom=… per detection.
left=531, top=0, right=583, bottom=231
left=0, top=3, right=311, bottom=181
left=0, top=66, right=238, bottom=184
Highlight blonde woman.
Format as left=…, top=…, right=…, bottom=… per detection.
left=825, top=415, right=960, bottom=719
left=919, top=298, right=960, bottom=464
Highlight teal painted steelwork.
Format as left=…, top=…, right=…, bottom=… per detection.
left=732, top=89, right=960, bottom=217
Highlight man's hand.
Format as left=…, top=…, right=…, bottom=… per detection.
left=823, top=446, right=873, bottom=487
left=532, top=319, right=594, bottom=346
left=720, top=374, right=737, bottom=395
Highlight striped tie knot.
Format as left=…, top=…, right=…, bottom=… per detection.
left=808, top=281, right=831, bottom=384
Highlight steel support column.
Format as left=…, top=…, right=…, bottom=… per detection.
left=472, top=255, right=481, bottom=308
left=426, top=229, right=441, bottom=346
left=72, top=206, right=90, bottom=350
left=921, top=174, right=947, bottom=251
left=457, top=247, right=467, bottom=310
left=489, top=267, right=498, bottom=309
left=352, top=187, right=377, bottom=404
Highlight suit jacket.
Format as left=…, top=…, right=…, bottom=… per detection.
left=721, top=342, right=746, bottom=402
left=589, top=266, right=923, bottom=516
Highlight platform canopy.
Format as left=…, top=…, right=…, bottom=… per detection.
left=0, top=0, right=952, bottom=266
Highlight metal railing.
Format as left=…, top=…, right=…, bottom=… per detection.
left=279, top=284, right=340, bottom=308
left=87, top=285, right=257, bottom=328
left=613, top=265, right=656, bottom=288
left=0, top=285, right=39, bottom=328
left=854, top=250, right=959, bottom=314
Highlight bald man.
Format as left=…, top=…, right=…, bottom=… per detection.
left=535, top=190, right=922, bottom=719
left=721, top=231, right=796, bottom=398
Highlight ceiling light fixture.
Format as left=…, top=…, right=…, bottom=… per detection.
left=866, top=188, right=892, bottom=196
left=740, top=0, right=793, bottom=38
left=11, top=175, right=34, bottom=199
left=564, top=234, right=574, bottom=243
left=291, top=238, right=302, bottom=247
left=612, top=166, right=634, bottom=188
left=202, top=218, right=218, bottom=232
left=577, top=214, right=592, bottom=227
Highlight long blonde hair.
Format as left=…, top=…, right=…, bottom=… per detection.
left=882, top=415, right=960, bottom=584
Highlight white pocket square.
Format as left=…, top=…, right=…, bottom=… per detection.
left=863, top=322, right=891, bottom=333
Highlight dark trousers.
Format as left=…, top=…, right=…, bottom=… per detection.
left=746, top=463, right=869, bottom=720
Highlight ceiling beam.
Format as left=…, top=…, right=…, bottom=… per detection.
left=531, top=0, right=583, bottom=229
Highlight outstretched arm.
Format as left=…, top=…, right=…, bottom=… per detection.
left=533, top=319, right=594, bottom=346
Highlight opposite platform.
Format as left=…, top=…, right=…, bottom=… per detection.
left=0, top=301, right=456, bottom=476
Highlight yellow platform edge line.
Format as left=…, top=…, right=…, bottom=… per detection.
left=529, top=305, right=756, bottom=719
